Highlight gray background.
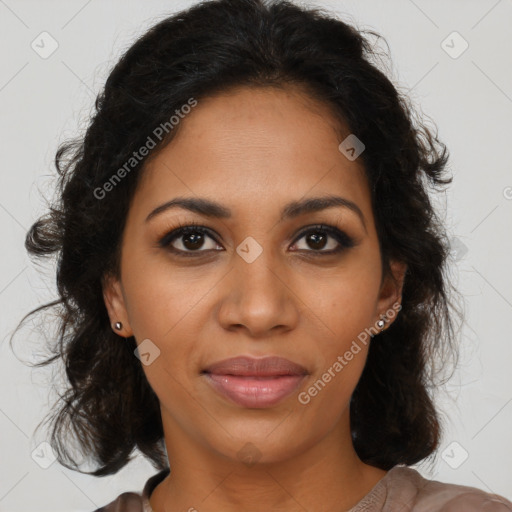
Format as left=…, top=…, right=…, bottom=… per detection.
left=1, top=0, right=511, bottom=510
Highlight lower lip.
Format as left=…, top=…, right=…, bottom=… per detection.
left=203, top=373, right=307, bottom=408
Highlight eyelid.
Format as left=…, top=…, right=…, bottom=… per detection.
left=157, top=220, right=218, bottom=248
left=157, top=220, right=357, bottom=256
left=291, top=223, right=355, bottom=248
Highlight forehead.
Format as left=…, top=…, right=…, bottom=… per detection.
left=130, top=85, right=372, bottom=225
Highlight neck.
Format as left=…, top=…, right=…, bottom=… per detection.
left=149, top=409, right=388, bottom=512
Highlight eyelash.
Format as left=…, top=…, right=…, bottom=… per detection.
left=157, top=219, right=356, bottom=258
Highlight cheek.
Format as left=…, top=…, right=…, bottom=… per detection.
left=120, top=264, right=203, bottom=409
left=298, top=283, right=372, bottom=420
left=120, top=252, right=217, bottom=383
left=295, top=258, right=380, bottom=403
left=304, top=261, right=381, bottom=340
left=121, top=251, right=212, bottom=340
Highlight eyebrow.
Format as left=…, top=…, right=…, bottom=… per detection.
left=145, top=195, right=367, bottom=231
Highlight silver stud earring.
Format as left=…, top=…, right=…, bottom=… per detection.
left=114, top=321, right=123, bottom=331
left=377, top=318, right=385, bottom=330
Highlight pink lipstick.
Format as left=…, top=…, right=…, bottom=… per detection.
left=202, top=356, right=308, bottom=408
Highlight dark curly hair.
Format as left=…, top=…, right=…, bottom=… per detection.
left=11, top=0, right=461, bottom=477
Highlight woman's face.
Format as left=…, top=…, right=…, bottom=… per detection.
left=103, top=85, right=405, bottom=466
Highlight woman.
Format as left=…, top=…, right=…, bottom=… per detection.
left=15, top=0, right=512, bottom=510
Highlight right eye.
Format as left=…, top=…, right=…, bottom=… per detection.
left=158, top=222, right=223, bottom=256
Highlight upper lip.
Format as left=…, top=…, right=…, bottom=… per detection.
left=203, top=356, right=308, bottom=377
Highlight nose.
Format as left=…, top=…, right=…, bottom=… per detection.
left=216, top=250, right=300, bottom=338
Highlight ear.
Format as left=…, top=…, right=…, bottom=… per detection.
left=101, top=272, right=134, bottom=337
left=375, top=259, right=407, bottom=330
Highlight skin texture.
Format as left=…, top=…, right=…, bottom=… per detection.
left=102, top=85, right=406, bottom=512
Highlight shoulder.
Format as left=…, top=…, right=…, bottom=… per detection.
left=436, top=491, right=512, bottom=512
left=92, top=491, right=145, bottom=512
left=385, top=466, right=512, bottom=512
left=91, top=468, right=169, bottom=512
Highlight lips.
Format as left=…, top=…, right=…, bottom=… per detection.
left=202, top=356, right=308, bottom=408
left=202, top=356, right=308, bottom=377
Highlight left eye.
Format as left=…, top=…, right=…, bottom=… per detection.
left=158, top=224, right=354, bottom=256
left=291, top=225, right=355, bottom=254
left=297, top=226, right=352, bottom=254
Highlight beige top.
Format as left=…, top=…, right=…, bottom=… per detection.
left=93, top=465, right=512, bottom=511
